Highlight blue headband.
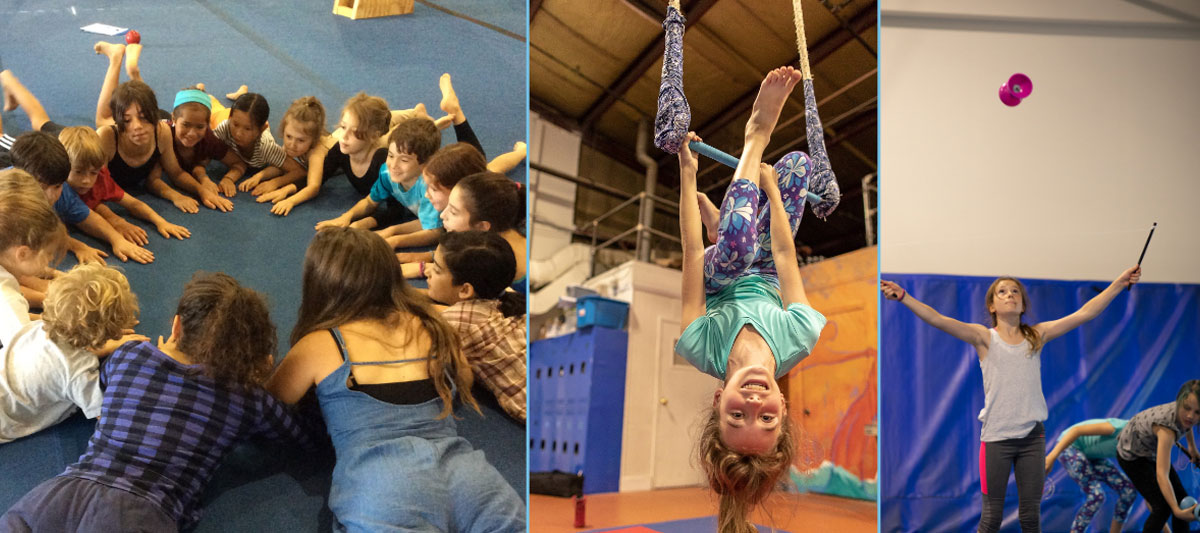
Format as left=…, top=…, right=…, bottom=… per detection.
left=173, top=89, right=211, bottom=111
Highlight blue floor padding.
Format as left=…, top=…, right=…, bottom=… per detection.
left=585, top=517, right=789, bottom=533
left=0, top=0, right=526, bottom=527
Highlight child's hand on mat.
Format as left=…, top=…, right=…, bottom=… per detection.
left=679, top=131, right=701, bottom=173
left=1117, top=265, right=1141, bottom=288
left=172, top=195, right=200, bottom=214
left=270, top=199, right=297, bottom=216
left=112, top=240, right=154, bottom=264
left=238, top=173, right=265, bottom=193
left=156, top=221, right=191, bottom=240
left=316, top=215, right=351, bottom=231
left=199, top=190, right=233, bottom=212
left=72, top=245, right=109, bottom=265
left=219, top=177, right=238, bottom=198
left=198, top=176, right=220, bottom=196
left=113, top=219, right=149, bottom=246
left=257, top=187, right=289, bottom=204
left=97, top=333, right=150, bottom=357
left=251, top=178, right=282, bottom=197
left=880, top=280, right=906, bottom=301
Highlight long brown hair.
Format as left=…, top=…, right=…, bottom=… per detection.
left=175, top=272, right=276, bottom=388
left=698, top=406, right=796, bottom=533
left=985, top=277, right=1043, bottom=353
left=290, top=227, right=477, bottom=419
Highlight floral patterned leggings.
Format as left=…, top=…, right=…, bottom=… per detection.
left=1059, top=446, right=1136, bottom=532
left=703, top=151, right=812, bottom=294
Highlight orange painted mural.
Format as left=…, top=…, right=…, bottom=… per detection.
left=784, top=246, right=878, bottom=500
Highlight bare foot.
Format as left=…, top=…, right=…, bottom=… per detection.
left=124, top=43, right=142, bottom=81
left=746, top=66, right=801, bottom=143
left=439, top=73, right=464, bottom=124
left=0, top=70, right=17, bottom=111
left=413, top=102, right=431, bottom=121
left=225, top=85, right=248, bottom=101
left=94, top=41, right=126, bottom=66
left=697, top=192, right=720, bottom=244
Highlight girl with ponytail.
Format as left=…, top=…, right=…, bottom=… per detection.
left=265, top=227, right=524, bottom=531
left=881, top=267, right=1141, bottom=532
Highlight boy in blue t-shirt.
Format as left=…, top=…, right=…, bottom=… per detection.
left=8, top=132, right=154, bottom=266
left=316, top=118, right=443, bottom=249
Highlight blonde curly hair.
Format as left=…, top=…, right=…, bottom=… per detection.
left=43, top=264, right=139, bottom=350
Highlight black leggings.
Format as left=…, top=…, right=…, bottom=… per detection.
left=979, top=423, right=1045, bottom=532
left=454, top=120, right=485, bottom=159
left=1117, top=455, right=1190, bottom=532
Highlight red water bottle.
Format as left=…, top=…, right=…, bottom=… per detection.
left=573, top=494, right=586, bottom=528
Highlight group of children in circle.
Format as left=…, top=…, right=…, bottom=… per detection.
left=0, top=39, right=529, bottom=531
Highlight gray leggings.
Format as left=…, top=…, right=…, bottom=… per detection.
left=979, top=423, right=1045, bottom=532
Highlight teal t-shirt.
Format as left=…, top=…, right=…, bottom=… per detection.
left=674, top=275, right=826, bottom=380
left=1067, top=418, right=1128, bottom=459
left=369, top=164, right=443, bottom=230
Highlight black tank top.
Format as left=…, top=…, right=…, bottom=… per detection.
left=330, top=328, right=439, bottom=405
left=108, top=124, right=162, bottom=190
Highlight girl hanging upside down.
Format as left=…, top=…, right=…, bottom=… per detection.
left=674, top=67, right=827, bottom=533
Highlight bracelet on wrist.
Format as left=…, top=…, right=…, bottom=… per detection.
left=898, top=289, right=906, bottom=302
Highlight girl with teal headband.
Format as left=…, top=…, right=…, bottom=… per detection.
left=166, top=87, right=244, bottom=213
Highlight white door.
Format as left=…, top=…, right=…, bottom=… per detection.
left=651, top=316, right=721, bottom=488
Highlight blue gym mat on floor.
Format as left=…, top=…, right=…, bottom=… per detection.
left=0, top=0, right=526, bottom=528
left=584, top=517, right=789, bottom=533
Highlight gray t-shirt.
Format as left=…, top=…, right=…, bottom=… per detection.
left=1117, top=402, right=1185, bottom=461
left=979, top=329, right=1047, bottom=442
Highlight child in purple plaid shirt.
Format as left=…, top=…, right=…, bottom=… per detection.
left=1, top=272, right=316, bottom=532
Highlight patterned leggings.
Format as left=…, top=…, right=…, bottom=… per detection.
left=1059, top=447, right=1136, bottom=532
left=703, top=151, right=812, bottom=294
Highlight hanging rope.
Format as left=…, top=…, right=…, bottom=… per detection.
left=793, top=0, right=812, bottom=80
left=792, top=0, right=841, bottom=218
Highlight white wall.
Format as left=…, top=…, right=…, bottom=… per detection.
left=529, top=112, right=582, bottom=262
left=881, top=0, right=1200, bottom=283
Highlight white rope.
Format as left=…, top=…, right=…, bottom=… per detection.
left=793, top=0, right=812, bottom=80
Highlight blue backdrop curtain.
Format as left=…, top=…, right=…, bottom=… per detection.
left=881, top=273, right=1200, bottom=532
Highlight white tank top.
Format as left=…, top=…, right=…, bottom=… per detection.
left=978, top=328, right=1047, bottom=442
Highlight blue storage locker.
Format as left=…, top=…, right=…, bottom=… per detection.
left=528, top=326, right=628, bottom=494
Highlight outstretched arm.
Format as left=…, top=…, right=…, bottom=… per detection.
left=1045, top=421, right=1116, bottom=473
left=759, top=163, right=808, bottom=307
left=1035, top=265, right=1141, bottom=344
left=881, top=279, right=990, bottom=349
left=679, top=132, right=706, bottom=329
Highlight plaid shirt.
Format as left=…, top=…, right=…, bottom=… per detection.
left=442, top=300, right=526, bottom=421
left=61, top=341, right=314, bottom=528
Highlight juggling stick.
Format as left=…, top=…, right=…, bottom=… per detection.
left=1127, top=222, right=1155, bottom=292
left=1137, top=222, right=1156, bottom=266
left=690, top=140, right=821, bottom=205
